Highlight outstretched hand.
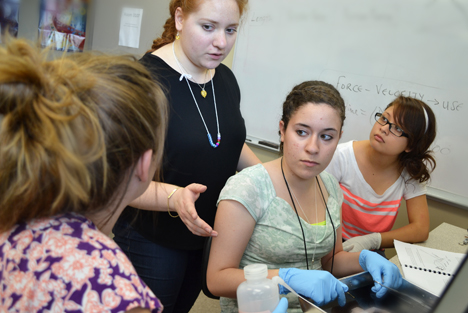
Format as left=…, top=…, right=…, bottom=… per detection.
left=172, top=183, right=218, bottom=237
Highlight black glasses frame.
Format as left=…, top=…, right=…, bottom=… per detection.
left=374, top=113, right=409, bottom=138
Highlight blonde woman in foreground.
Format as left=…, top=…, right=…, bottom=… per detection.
left=0, top=39, right=167, bottom=312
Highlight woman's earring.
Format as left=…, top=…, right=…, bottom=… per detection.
left=176, top=32, right=180, bottom=40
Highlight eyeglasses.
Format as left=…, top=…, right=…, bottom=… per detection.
left=374, top=113, right=409, bottom=138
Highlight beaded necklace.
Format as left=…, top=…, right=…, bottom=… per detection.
left=172, top=42, right=221, bottom=148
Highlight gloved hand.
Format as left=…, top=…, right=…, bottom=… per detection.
left=272, top=297, right=288, bottom=313
left=278, top=268, right=349, bottom=307
left=359, top=250, right=403, bottom=298
left=343, top=233, right=381, bottom=252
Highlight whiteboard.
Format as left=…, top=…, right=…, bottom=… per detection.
left=233, top=0, right=468, bottom=208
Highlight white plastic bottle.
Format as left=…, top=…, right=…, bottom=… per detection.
left=237, top=263, right=280, bottom=313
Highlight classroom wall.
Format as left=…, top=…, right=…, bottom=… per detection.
left=15, top=0, right=170, bottom=56
left=16, top=0, right=84, bottom=58
left=88, top=0, right=170, bottom=56
left=16, top=0, right=39, bottom=41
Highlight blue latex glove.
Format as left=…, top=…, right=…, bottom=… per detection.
left=359, top=250, right=403, bottom=298
left=278, top=268, right=349, bottom=307
left=272, top=297, right=288, bottom=313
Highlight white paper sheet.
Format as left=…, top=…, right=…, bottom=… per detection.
left=394, top=239, right=465, bottom=296
left=119, top=7, right=143, bottom=48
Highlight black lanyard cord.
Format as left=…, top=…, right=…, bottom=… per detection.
left=280, top=157, right=336, bottom=274
left=316, top=177, right=336, bottom=275
left=281, top=157, right=309, bottom=270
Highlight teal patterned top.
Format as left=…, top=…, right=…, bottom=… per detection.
left=217, top=164, right=343, bottom=313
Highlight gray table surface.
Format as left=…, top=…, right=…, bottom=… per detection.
left=389, top=222, right=468, bottom=275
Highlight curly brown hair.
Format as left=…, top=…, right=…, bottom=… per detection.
left=388, top=96, right=437, bottom=183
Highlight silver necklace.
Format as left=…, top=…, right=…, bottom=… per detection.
left=172, top=42, right=221, bottom=148
left=289, top=181, right=318, bottom=263
left=289, top=185, right=316, bottom=224
left=173, top=56, right=209, bottom=98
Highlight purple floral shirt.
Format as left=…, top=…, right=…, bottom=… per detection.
left=0, top=213, right=163, bottom=313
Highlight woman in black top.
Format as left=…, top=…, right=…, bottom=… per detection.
left=113, top=0, right=260, bottom=312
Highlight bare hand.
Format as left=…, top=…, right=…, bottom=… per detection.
left=172, top=183, right=218, bottom=237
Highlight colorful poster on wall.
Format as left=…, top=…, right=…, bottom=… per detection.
left=0, top=0, right=20, bottom=42
left=38, top=0, right=88, bottom=52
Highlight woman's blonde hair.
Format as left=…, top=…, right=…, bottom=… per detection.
left=0, top=39, right=167, bottom=232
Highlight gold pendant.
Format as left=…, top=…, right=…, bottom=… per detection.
left=201, top=89, right=207, bottom=98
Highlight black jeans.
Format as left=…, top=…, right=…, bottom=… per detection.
left=113, top=221, right=203, bottom=313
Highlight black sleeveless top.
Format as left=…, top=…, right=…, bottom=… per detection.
left=117, top=54, right=246, bottom=250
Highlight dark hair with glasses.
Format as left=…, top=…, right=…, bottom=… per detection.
left=384, top=96, right=437, bottom=183
left=374, top=113, right=408, bottom=138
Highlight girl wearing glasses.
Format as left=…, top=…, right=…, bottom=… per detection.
left=326, top=96, right=437, bottom=255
